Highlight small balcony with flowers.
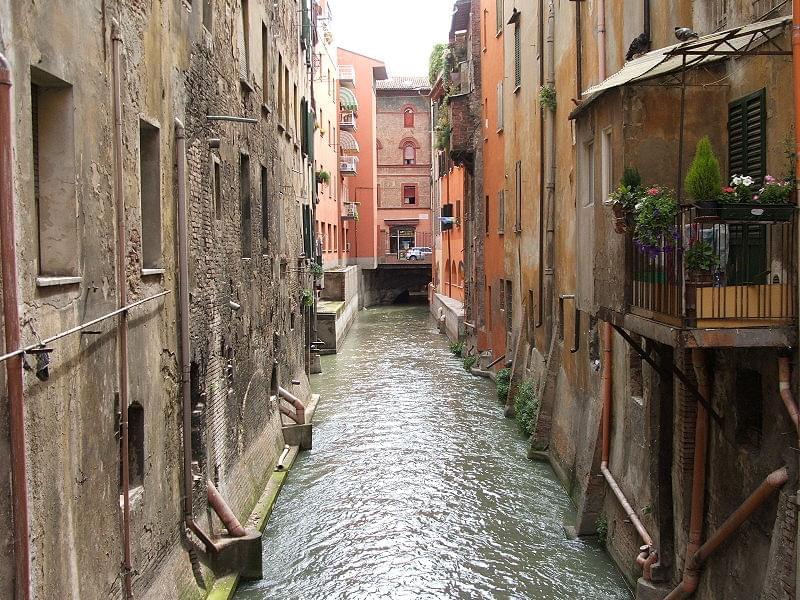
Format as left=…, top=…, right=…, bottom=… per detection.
left=606, top=152, right=797, bottom=348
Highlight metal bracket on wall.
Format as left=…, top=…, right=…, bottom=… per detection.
left=611, top=324, right=723, bottom=427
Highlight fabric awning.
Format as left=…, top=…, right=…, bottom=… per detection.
left=340, top=130, right=360, bottom=154
left=339, top=87, right=359, bottom=111
left=571, top=15, right=791, bottom=119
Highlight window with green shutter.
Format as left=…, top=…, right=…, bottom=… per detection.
left=728, top=89, right=766, bottom=183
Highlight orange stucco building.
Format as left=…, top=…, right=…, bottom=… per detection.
left=478, top=0, right=506, bottom=358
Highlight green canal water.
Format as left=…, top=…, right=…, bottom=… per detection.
left=236, top=305, right=631, bottom=599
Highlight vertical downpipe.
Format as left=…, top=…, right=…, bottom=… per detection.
left=175, top=119, right=217, bottom=552
left=597, top=0, right=606, bottom=80
left=0, top=53, right=31, bottom=600
left=542, top=1, right=556, bottom=347
left=111, top=20, right=134, bottom=600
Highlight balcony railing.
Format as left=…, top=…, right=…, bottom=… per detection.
left=342, top=201, right=359, bottom=220
left=379, top=231, right=433, bottom=264
left=340, top=111, right=357, bottom=130
left=630, top=205, right=797, bottom=329
left=339, top=156, right=358, bottom=176
left=338, top=65, right=356, bottom=87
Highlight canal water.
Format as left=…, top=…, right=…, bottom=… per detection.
left=236, top=306, right=631, bottom=599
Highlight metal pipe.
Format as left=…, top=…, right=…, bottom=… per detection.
left=276, top=444, right=291, bottom=471
left=597, top=0, right=606, bottom=80
left=778, top=355, right=800, bottom=433
left=793, top=0, right=800, bottom=190
left=486, top=354, right=506, bottom=370
left=599, top=321, right=656, bottom=573
left=574, top=0, right=583, bottom=99
left=665, top=349, right=711, bottom=599
left=111, top=22, right=133, bottom=599
left=278, top=385, right=306, bottom=424
left=0, top=292, right=170, bottom=365
left=541, top=0, right=556, bottom=347
left=175, top=119, right=217, bottom=553
left=0, top=51, right=31, bottom=600
left=205, top=115, right=258, bottom=124
left=664, top=467, right=789, bottom=599
left=206, top=480, right=247, bottom=537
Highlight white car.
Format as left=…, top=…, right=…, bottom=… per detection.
left=406, top=247, right=432, bottom=260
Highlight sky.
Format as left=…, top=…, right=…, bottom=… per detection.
left=330, top=0, right=454, bottom=77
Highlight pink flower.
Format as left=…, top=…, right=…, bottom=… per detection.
left=752, top=194, right=760, bottom=202
left=647, top=187, right=660, bottom=196
left=723, top=187, right=734, bottom=193
left=765, top=175, right=776, bottom=183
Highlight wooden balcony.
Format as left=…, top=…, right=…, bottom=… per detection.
left=619, top=206, right=797, bottom=348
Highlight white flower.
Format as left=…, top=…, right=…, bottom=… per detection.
left=732, top=175, right=742, bottom=186
left=635, top=202, right=643, bottom=210
left=742, top=176, right=754, bottom=186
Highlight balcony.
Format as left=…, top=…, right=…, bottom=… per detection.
left=340, top=111, right=357, bottom=131
left=338, top=65, right=356, bottom=88
left=625, top=205, right=797, bottom=346
left=340, top=156, right=358, bottom=176
left=342, top=201, right=359, bottom=220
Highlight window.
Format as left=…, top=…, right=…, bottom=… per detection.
left=333, top=224, right=338, bottom=251
left=487, top=285, right=493, bottom=330
left=31, top=73, right=79, bottom=278
left=139, top=120, right=162, bottom=270
left=262, top=23, right=269, bottom=105
left=456, top=200, right=461, bottom=225
left=496, top=80, right=504, bottom=130
left=327, top=68, right=332, bottom=97
left=403, top=144, right=416, bottom=165
left=261, top=164, right=269, bottom=254
left=404, top=107, right=414, bottom=128
left=582, top=141, right=595, bottom=207
left=504, top=280, right=513, bottom=331
left=213, top=156, right=222, bottom=220
left=711, top=0, right=727, bottom=29
left=203, top=0, right=213, bottom=31
left=514, top=160, right=522, bottom=232
left=496, top=0, right=504, bottom=34
left=284, top=66, right=290, bottom=126
left=728, top=89, right=766, bottom=183
left=403, top=185, right=417, bottom=205
left=485, top=195, right=490, bottom=235
left=293, top=83, right=299, bottom=135
left=240, top=154, right=251, bottom=258
left=601, top=128, right=612, bottom=201
left=498, top=189, right=505, bottom=234
left=127, top=403, right=145, bottom=488
left=514, top=21, right=521, bottom=90
left=482, top=9, right=488, bottom=50
left=238, top=0, right=250, bottom=81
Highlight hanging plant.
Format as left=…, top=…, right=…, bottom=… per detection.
left=301, top=289, right=314, bottom=308
left=316, top=170, right=331, bottom=185
left=310, top=262, right=324, bottom=277
left=633, top=186, right=680, bottom=254
left=538, top=85, right=557, bottom=111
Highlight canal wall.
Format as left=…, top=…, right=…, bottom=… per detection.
left=318, top=266, right=360, bottom=352
left=430, top=291, right=465, bottom=342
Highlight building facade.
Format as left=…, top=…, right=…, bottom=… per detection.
left=376, top=77, right=433, bottom=263
left=0, top=0, right=316, bottom=598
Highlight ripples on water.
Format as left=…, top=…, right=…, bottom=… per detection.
left=236, top=306, right=631, bottom=600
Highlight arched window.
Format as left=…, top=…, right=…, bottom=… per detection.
left=404, top=107, right=414, bottom=128
left=403, top=144, right=416, bottom=165
left=458, top=261, right=465, bottom=287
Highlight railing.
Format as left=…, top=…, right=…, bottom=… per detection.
left=378, top=231, right=433, bottom=264
left=342, top=201, right=358, bottom=220
left=339, top=156, right=358, bottom=176
left=340, top=111, right=356, bottom=130
left=631, top=205, right=797, bottom=328
left=338, top=65, right=356, bottom=86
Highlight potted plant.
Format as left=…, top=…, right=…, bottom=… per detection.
left=685, top=136, right=722, bottom=216
left=684, top=239, right=719, bottom=286
left=316, top=170, right=331, bottom=186
left=310, top=262, right=324, bottom=289
left=301, top=289, right=314, bottom=308
left=605, top=167, right=642, bottom=233
left=719, top=174, right=796, bottom=222
left=633, top=186, right=680, bottom=254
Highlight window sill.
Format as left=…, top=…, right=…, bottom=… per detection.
left=240, top=77, right=254, bottom=93
left=498, top=230, right=505, bottom=236
left=495, top=31, right=502, bottom=38
left=261, top=103, right=272, bottom=115
left=141, top=268, right=165, bottom=277
left=37, top=275, right=82, bottom=288
left=513, top=86, right=521, bottom=95
left=496, top=127, right=504, bottom=134
left=241, top=257, right=252, bottom=262
left=277, top=122, right=286, bottom=133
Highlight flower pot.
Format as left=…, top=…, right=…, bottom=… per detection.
left=611, top=203, right=628, bottom=234
left=693, top=200, right=719, bottom=218
left=718, top=203, right=795, bottom=222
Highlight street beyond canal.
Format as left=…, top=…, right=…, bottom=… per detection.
left=236, top=306, right=631, bottom=599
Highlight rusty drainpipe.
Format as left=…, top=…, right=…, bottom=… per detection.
left=206, top=480, right=246, bottom=537
left=111, top=22, right=134, bottom=599
left=278, top=385, right=306, bottom=424
left=0, top=52, right=31, bottom=600
left=663, top=467, right=789, bottom=600
left=599, top=322, right=657, bottom=575
left=663, top=349, right=711, bottom=599
left=597, top=0, right=606, bottom=80
left=175, top=119, right=218, bottom=553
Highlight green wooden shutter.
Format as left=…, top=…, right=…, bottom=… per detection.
left=728, top=89, right=766, bottom=183
left=727, top=224, right=767, bottom=285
